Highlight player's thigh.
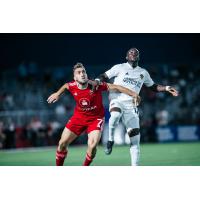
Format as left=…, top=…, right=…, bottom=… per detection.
left=87, top=117, right=105, bottom=133
left=88, top=130, right=102, bottom=147
left=122, top=110, right=140, bottom=130
left=60, top=127, right=78, bottom=145
left=109, top=99, right=123, bottom=113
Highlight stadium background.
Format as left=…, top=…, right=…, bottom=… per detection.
left=0, top=33, right=200, bottom=165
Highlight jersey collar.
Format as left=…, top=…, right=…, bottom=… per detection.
left=76, top=81, right=89, bottom=90
left=126, top=62, right=139, bottom=70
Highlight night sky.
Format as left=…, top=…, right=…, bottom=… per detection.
left=0, top=33, right=200, bottom=68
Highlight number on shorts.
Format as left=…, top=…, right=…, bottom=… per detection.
left=97, top=119, right=103, bottom=128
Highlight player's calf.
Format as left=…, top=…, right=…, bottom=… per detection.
left=56, top=139, right=68, bottom=166
left=83, top=147, right=97, bottom=166
left=56, top=149, right=68, bottom=166
left=83, top=130, right=101, bottom=166
left=56, top=128, right=77, bottom=166
left=128, top=129, right=140, bottom=166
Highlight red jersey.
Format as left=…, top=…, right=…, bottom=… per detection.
left=67, top=81, right=108, bottom=118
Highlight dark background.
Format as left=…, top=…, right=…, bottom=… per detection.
left=0, top=33, right=200, bottom=68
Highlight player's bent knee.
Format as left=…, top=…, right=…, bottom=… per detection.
left=58, top=139, right=69, bottom=150
left=128, top=128, right=140, bottom=138
left=110, top=107, right=121, bottom=113
left=88, top=140, right=98, bottom=149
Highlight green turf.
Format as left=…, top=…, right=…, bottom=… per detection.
left=0, top=142, right=200, bottom=166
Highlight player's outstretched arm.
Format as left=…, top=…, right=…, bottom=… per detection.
left=107, top=83, right=141, bottom=105
left=148, top=84, right=179, bottom=97
left=47, top=83, right=69, bottom=104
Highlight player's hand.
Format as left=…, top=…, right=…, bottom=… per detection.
left=133, top=95, right=141, bottom=106
left=166, top=86, right=179, bottom=97
left=88, top=80, right=99, bottom=92
left=47, top=92, right=59, bottom=103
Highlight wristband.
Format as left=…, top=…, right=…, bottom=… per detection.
left=165, top=86, right=170, bottom=91
left=95, top=78, right=101, bottom=85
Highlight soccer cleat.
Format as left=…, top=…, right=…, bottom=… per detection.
left=104, top=141, right=114, bottom=155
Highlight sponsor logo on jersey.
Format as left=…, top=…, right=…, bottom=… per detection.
left=123, top=77, right=142, bottom=89
left=123, top=77, right=137, bottom=85
left=140, top=74, right=144, bottom=79
left=136, top=82, right=142, bottom=88
left=79, top=98, right=90, bottom=107
left=81, top=105, right=97, bottom=111
left=125, top=72, right=129, bottom=75
left=74, top=92, right=78, bottom=96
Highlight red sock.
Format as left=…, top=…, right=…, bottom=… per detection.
left=83, top=153, right=93, bottom=166
left=56, top=150, right=68, bottom=166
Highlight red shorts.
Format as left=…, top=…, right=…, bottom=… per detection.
left=65, top=116, right=105, bottom=136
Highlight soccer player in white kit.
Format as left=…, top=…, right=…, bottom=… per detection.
left=94, top=48, right=178, bottom=166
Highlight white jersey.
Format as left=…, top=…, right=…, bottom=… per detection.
left=105, top=62, right=154, bottom=102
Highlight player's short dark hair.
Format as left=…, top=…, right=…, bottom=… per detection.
left=126, top=48, right=140, bottom=56
left=73, top=62, right=86, bottom=73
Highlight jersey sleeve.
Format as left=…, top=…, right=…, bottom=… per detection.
left=98, top=82, right=109, bottom=92
left=105, top=64, right=120, bottom=79
left=67, top=81, right=75, bottom=93
left=144, top=70, right=154, bottom=87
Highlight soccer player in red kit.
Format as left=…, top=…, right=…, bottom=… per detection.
left=47, top=63, right=140, bottom=166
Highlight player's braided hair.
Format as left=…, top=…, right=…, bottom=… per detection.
left=73, top=62, right=85, bottom=73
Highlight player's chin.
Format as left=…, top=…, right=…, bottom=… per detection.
left=129, top=58, right=137, bottom=62
left=81, top=79, right=88, bottom=84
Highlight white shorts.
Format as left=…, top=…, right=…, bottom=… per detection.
left=109, top=99, right=140, bottom=130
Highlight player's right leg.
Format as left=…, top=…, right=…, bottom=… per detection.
left=83, top=130, right=102, bottom=166
left=56, top=127, right=78, bottom=166
left=105, top=100, right=122, bottom=155
left=122, top=108, right=140, bottom=166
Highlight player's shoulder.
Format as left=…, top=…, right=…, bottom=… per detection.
left=109, top=63, right=129, bottom=73
left=67, top=81, right=76, bottom=87
left=67, top=81, right=77, bottom=90
left=137, top=66, right=150, bottom=74
left=111, top=64, right=121, bottom=69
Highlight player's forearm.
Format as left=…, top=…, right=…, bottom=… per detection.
left=148, top=84, right=167, bottom=92
left=110, top=84, right=138, bottom=98
left=56, top=84, right=68, bottom=96
left=118, top=86, right=138, bottom=97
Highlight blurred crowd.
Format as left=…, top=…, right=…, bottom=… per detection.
left=0, top=62, right=200, bottom=148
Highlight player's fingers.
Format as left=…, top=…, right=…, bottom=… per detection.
left=47, top=94, right=54, bottom=101
left=47, top=98, right=53, bottom=103
left=134, top=98, right=136, bottom=106
left=133, top=97, right=137, bottom=106
left=47, top=96, right=53, bottom=102
left=47, top=96, right=55, bottom=103
left=53, top=99, right=57, bottom=103
left=171, top=88, right=178, bottom=94
left=137, top=96, right=141, bottom=105
left=169, top=91, right=178, bottom=96
left=171, top=89, right=178, bottom=95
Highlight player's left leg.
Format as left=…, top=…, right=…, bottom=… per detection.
left=56, top=127, right=78, bottom=166
left=127, top=128, right=140, bottom=166
left=105, top=99, right=123, bottom=155
left=83, top=130, right=102, bottom=166
left=122, top=108, right=140, bottom=166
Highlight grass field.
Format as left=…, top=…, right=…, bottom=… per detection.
left=0, top=142, right=200, bottom=166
